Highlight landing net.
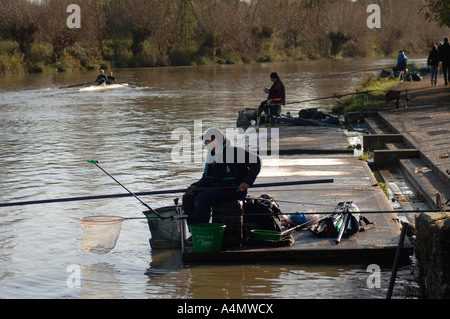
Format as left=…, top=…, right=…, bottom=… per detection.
left=80, top=216, right=125, bottom=254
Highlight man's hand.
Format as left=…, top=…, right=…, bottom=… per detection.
left=186, top=185, right=198, bottom=195
left=238, top=182, right=250, bottom=192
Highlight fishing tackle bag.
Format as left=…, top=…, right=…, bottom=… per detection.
left=309, top=202, right=374, bottom=238
left=242, top=195, right=283, bottom=232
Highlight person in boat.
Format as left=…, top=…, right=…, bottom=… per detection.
left=183, top=128, right=261, bottom=225
left=257, top=72, right=286, bottom=116
left=95, top=69, right=108, bottom=85
left=107, top=71, right=116, bottom=84
left=393, top=50, right=408, bottom=74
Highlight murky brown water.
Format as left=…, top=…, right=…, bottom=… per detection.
left=0, top=58, right=423, bottom=299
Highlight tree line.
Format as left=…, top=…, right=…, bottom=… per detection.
left=1, top=0, right=450, bottom=74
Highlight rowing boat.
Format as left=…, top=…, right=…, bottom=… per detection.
left=79, top=83, right=129, bottom=92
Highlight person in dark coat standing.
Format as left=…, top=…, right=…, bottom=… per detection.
left=439, top=37, right=450, bottom=85
left=183, top=128, right=261, bottom=225
left=428, top=44, right=440, bottom=86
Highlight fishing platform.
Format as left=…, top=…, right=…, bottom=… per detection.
left=148, top=125, right=414, bottom=264
left=181, top=158, right=412, bottom=263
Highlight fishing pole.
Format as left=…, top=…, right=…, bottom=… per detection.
left=285, top=90, right=376, bottom=106
left=0, top=176, right=334, bottom=208
left=310, top=66, right=392, bottom=81
left=86, top=160, right=164, bottom=219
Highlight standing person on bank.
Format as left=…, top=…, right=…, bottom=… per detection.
left=182, top=128, right=261, bottom=225
left=439, top=37, right=450, bottom=85
left=393, top=50, right=408, bottom=74
left=428, top=44, right=440, bottom=86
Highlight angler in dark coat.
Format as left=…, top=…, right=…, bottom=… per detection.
left=258, top=72, right=286, bottom=115
left=183, top=128, right=261, bottom=225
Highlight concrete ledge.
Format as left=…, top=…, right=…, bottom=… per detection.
left=399, top=158, right=450, bottom=209
left=363, top=134, right=404, bottom=152
left=346, top=111, right=378, bottom=125
left=373, top=149, right=420, bottom=166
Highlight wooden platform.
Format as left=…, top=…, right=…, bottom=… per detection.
left=182, top=155, right=413, bottom=263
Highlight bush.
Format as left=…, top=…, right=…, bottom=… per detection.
left=0, top=54, right=24, bottom=74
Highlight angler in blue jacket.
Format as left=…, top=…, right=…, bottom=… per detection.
left=183, top=128, right=261, bottom=225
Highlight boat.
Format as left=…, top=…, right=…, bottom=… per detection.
left=79, top=83, right=129, bottom=92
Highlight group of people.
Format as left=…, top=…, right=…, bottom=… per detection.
left=427, top=37, right=450, bottom=86
left=95, top=69, right=116, bottom=85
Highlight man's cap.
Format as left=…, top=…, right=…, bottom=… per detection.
left=201, top=128, right=225, bottom=141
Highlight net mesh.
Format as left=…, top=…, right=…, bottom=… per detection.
left=80, top=216, right=125, bottom=254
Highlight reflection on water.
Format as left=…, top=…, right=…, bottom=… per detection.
left=144, top=252, right=418, bottom=299
left=0, top=58, right=422, bottom=299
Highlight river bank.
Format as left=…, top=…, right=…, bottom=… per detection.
left=352, top=79, right=450, bottom=298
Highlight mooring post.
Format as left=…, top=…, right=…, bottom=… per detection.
left=386, top=222, right=409, bottom=299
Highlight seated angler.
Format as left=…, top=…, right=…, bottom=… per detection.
left=258, top=72, right=286, bottom=116
left=182, top=128, right=261, bottom=225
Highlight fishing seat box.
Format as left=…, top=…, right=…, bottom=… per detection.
left=212, top=200, right=244, bottom=248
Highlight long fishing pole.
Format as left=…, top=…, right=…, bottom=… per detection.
left=285, top=90, right=376, bottom=106
left=310, top=66, right=392, bottom=80
left=0, top=178, right=334, bottom=208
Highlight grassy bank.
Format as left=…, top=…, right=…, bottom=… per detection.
left=331, top=73, right=402, bottom=115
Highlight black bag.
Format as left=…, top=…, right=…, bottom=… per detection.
left=243, top=195, right=282, bottom=232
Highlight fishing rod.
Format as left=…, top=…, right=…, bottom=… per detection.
left=86, top=160, right=164, bottom=219
left=0, top=170, right=334, bottom=208
left=310, top=66, right=392, bottom=81
left=285, top=90, right=376, bottom=106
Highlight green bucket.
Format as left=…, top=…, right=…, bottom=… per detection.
left=190, top=223, right=226, bottom=252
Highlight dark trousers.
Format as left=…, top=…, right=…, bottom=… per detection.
left=183, top=187, right=246, bottom=225
left=443, top=62, right=449, bottom=85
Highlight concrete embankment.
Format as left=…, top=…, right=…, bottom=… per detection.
left=350, top=79, right=450, bottom=298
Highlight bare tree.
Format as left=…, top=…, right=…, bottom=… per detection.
left=105, top=0, right=160, bottom=57
left=0, top=0, right=42, bottom=61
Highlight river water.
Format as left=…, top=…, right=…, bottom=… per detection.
left=0, top=58, right=423, bottom=299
